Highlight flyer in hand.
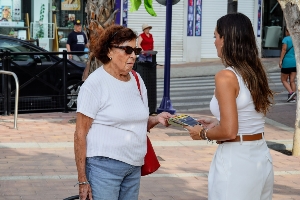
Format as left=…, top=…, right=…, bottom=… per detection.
left=167, top=114, right=200, bottom=127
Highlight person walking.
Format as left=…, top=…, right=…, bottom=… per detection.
left=185, top=13, right=274, bottom=200
left=66, top=19, right=88, bottom=62
left=279, top=28, right=296, bottom=102
left=137, top=24, right=154, bottom=62
left=74, top=24, right=172, bottom=200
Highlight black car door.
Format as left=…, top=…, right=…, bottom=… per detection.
left=0, top=38, right=57, bottom=97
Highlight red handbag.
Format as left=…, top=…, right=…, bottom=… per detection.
left=131, top=70, right=160, bottom=176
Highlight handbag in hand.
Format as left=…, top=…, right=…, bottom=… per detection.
left=131, top=70, right=160, bottom=176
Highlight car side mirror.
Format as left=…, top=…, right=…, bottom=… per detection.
left=33, top=55, right=42, bottom=65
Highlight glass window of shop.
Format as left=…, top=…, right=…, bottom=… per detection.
left=262, top=0, right=284, bottom=57
left=0, top=0, right=29, bottom=40
left=52, top=0, right=85, bottom=49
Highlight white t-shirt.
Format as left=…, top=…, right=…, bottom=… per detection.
left=77, top=66, right=149, bottom=166
left=210, top=67, right=265, bottom=135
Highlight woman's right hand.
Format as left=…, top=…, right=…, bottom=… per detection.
left=79, top=184, right=93, bottom=200
left=279, top=60, right=282, bottom=68
left=197, top=117, right=219, bottom=129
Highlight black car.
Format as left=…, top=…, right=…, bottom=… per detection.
left=0, top=35, right=86, bottom=112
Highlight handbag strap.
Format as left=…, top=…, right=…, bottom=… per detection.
left=131, top=70, right=143, bottom=100
left=283, top=45, right=293, bottom=60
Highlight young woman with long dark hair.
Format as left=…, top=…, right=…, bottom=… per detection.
left=186, top=13, right=274, bottom=200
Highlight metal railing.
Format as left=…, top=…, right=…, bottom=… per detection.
left=0, top=50, right=86, bottom=114
left=0, top=70, right=19, bottom=129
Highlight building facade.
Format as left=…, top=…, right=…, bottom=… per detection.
left=127, top=0, right=284, bottom=64
left=0, top=0, right=284, bottom=63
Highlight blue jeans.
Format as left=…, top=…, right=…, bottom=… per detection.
left=86, top=156, right=141, bottom=200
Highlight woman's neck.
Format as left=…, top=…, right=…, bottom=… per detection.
left=103, top=64, right=130, bottom=82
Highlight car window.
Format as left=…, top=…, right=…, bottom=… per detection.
left=0, top=39, right=30, bottom=61
left=0, top=39, right=50, bottom=62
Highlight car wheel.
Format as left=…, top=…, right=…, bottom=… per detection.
left=59, top=80, right=83, bottom=110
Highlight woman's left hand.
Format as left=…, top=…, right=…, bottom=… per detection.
left=184, top=124, right=203, bottom=140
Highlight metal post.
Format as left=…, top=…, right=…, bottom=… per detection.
left=0, top=70, right=19, bottom=129
left=157, top=0, right=176, bottom=114
left=227, top=0, right=238, bottom=14
left=63, top=50, right=68, bottom=113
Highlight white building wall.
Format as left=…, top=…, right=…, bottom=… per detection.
left=238, top=0, right=255, bottom=25
left=201, top=0, right=227, bottom=58
left=128, top=1, right=184, bottom=64
left=126, top=0, right=260, bottom=61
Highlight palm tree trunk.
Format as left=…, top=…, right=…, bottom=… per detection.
left=82, top=0, right=118, bottom=80
left=278, top=0, right=300, bottom=156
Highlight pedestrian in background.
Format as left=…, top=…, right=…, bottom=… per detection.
left=74, top=24, right=172, bottom=200
left=137, top=24, right=154, bottom=62
left=185, top=13, right=274, bottom=200
left=66, top=19, right=88, bottom=62
left=279, top=28, right=296, bottom=102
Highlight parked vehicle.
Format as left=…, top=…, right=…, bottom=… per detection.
left=0, top=35, right=86, bottom=112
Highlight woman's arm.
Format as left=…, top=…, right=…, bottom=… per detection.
left=279, top=43, right=287, bottom=68
left=74, top=112, right=93, bottom=200
left=186, top=70, right=239, bottom=141
left=147, top=112, right=172, bottom=132
left=138, top=35, right=143, bottom=50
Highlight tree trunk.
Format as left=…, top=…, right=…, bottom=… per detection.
left=278, top=0, right=300, bottom=156
left=82, top=0, right=118, bottom=80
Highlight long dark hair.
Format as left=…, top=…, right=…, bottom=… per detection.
left=216, top=13, right=273, bottom=115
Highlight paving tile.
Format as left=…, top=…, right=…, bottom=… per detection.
left=0, top=100, right=299, bottom=200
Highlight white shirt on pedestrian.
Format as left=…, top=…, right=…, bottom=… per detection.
left=77, top=66, right=149, bottom=166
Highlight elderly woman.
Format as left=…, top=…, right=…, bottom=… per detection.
left=137, top=23, right=154, bottom=62
left=74, top=25, right=172, bottom=200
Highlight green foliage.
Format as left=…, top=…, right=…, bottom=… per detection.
left=144, top=0, right=157, bottom=16
left=129, top=0, right=157, bottom=17
left=129, top=0, right=142, bottom=12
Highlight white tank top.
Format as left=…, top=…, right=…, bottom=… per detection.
left=210, top=67, right=264, bottom=135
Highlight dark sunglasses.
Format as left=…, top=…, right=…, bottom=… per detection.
left=113, top=45, right=142, bottom=55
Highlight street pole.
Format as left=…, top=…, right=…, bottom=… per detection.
left=157, top=0, right=176, bottom=114
left=227, top=0, right=238, bottom=14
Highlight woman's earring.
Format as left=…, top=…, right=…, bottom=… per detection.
left=109, top=57, right=112, bottom=60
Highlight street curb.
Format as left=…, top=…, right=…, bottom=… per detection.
left=157, top=65, right=280, bottom=78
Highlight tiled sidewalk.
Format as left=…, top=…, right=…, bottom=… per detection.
left=0, top=106, right=299, bottom=200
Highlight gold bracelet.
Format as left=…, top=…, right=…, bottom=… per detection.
left=200, top=128, right=207, bottom=140
left=200, top=128, right=212, bottom=142
left=204, top=129, right=212, bottom=142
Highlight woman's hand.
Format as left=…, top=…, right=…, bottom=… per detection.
left=79, top=184, right=93, bottom=200
left=279, top=60, right=282, bottom=68
left=156, top=112, right=173, bottom=126
left=185, top=124, right=203, bottom=140
left=147, top=112, right=173, bottom=131
left=197, top=117, right=219, bottom=129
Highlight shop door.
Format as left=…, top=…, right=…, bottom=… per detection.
left=261, top=0, right=284, bottom=57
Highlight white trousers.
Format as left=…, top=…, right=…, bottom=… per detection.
left=208, top=138, right=274, bottom=200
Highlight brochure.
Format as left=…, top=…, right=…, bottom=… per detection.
left=168, top=114, right=200, bottom=127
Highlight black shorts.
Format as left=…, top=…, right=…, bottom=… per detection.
left=281, top=67, right=296, bottom=74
